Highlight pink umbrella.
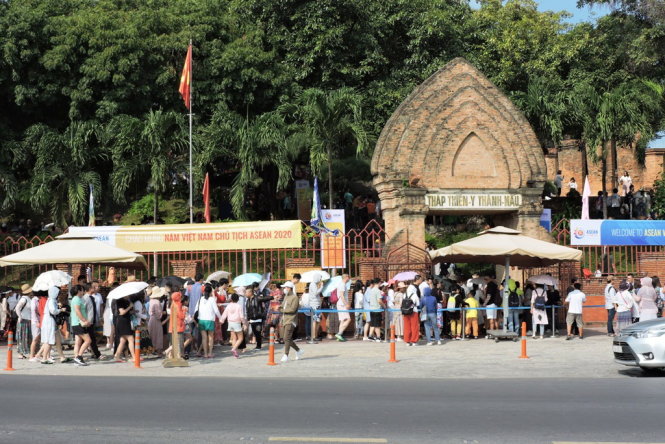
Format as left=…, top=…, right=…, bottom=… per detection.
left=392, top=271, right=417, bottom=282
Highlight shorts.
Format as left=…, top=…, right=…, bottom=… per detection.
left=31, top=323, right=41, bottom=339
left=198, top=320, right=214, bottom=331
left=486, top=304, right=498, bottom=320
left=370, top=312, right=382, bottom=327
left=566, top=313, right=584, bottom=328
left=72, top=325, right=87, bottom=336
left=310, top=304, right=321, bottom=322
left=338, top=310, right=350, bottom=321
left=227, top=322, right=243, bottom=332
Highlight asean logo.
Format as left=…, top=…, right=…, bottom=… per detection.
left=573, top=229, right=585, bottom=239
left=325, top=213, right=332, bottom=220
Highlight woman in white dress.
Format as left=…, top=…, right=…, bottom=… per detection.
left=103, top=293, right=114, bottom=349
left=40, top=287, right=65, bottom=364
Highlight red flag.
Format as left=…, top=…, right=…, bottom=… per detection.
left=179, top=44, right=192, bottom=110
left=202, top=172, right=211, bottom=223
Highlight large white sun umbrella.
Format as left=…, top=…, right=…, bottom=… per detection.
left=300, top=270, right=331, bottom=283
left=33, top=270, right=72, bottom=291
left=526, top=274, right=559, bottom=287
left=0, top=232, right=147, bottom=269
left=429, top=226, right=583, bottom=332
left=206, top=270, right=231, bottom=282
left=107, top=281, right=149, bottom=300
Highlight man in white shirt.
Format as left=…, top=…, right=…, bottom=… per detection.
left=604, top=276, right=617, bottom=337
left=565, top=282, right=587, bottom=340
left=335, top=274, right=351, bottom=342
left=418, top=276, right=431, bottom=297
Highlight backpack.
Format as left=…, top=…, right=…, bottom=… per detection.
left=534, top=289, right=547, bottom=311
left=330, top=289, right=338, bottom=305
left=508, top=291, right=520, bottom=308
left=401, top=294, right=415, bottom=315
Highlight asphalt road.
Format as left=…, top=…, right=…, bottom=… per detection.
left=0, top=375, right=663, bottom=443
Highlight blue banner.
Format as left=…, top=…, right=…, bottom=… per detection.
left=571, top=219, right=665, bottom=246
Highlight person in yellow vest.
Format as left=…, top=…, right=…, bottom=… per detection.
left=463, top=293, right=479, bottom=339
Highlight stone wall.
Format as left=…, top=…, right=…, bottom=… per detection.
left=548, top=141, right=665, bottom=194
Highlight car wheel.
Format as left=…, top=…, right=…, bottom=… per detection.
left=639, top=367, right=664, bottom=376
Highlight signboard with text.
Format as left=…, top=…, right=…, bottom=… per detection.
left=69, top=220, right=301, bottom=252
left=570, top=219, right=665, bottom=246
left=426, top=193, right=522, bottom=211
left=320, top=209, right=346, bottom=269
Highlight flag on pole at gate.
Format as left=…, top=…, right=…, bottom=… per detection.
left=179, top=43, right=192, bottom=110
left=581, top=175, right=591, bottom=220
left=310, top=177, right=339, bottom=235
left=202, top=172, right=211, bottom=223
left=88, top=184, right=95, bottom=227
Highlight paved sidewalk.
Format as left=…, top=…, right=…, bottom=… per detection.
left=1, top=329, right=626, bottom=379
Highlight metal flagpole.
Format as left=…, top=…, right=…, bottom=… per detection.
left=188, top=39, right=193, bottom=224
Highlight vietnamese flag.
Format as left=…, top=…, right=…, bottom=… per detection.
left=179, top=43, right=192, bottom=110
left=202, top=172, right=211, bottom=223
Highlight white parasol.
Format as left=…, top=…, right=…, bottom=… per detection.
left=33, top=270, right=72, bottom=291
left=107, top=281, right=149, bottom=300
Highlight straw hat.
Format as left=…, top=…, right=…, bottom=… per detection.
left=125, top=275, right=137, bottom=283
left=150, top=286, right=166, bottom=299
left=21, top=283, right=32, bottom=295
left=397, top=282, right=407, bottom=289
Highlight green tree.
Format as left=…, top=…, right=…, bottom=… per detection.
left=108, top=110, right=187, bottom=222
left=571, top=79, right=664, bottom=217
left=21, top=121, right=105, bottom=227
left=282, top=87, right=369, bottom=208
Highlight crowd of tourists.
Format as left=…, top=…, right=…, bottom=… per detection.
left=1, top=269, right=663, bottom=367
left=604, top=273, right=664, bottom=337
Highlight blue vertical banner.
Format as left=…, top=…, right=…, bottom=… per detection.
left=540, top=209, right=551, bottom=232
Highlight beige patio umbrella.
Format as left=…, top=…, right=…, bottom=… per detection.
left=0, top=232, right=147, bottom=270
left=429, top=226, right=582, bottom=332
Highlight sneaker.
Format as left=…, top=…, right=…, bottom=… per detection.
left=426, top=342, right=433, bottom=346
left=335, top=334, right=345, bottom=342
left=74, top=356, right=84, bottom=365
left=566, top=336, right=572, bottom=341
left=41, top=359, right=55, bottom=365
left=579, top=336, right=584, bottom=340
left=280, top=354, right=289, bottom=363
left=396, top=338, right=404, bottom=342
left=295, top=350, right=304, bottom=360
left=540, top=336, right=544, bottom=340
left=362, top=337, right=371, bottom=341
left=374, top=338, right=382, bottom=343
left=437, top=341, right=442, bottom=345
left=29, top=357, right=41, bottom=363
left=411, top=342, right=418, bottom=346
left=307, top=340, right=318, bottom=345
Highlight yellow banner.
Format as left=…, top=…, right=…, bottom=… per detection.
left=69, top=220, right=301, bottom=252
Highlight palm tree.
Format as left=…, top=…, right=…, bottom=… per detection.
left=571, top=79, right=664, bottom=218
left=282, top=88, right=369, bottom=208
left=22, top=121, right=104, bottom=228
left=513, top=76, right=569, bottom=149
left=108, top=110, right=186, bottom=222
left=196, top=107, right=304, bottom=220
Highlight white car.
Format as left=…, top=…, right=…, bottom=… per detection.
left=614, top=318, right=665, bottom=375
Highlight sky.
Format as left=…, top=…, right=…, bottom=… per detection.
left=471, top=0, right=613, bottom=23
left=535, top=0, right=612, bottom=23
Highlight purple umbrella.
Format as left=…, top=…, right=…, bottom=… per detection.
left=392, top=271, right=417, bottom=282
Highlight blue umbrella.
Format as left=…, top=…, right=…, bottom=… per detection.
left=322, top=275, right=351, bottom=297
left=232, top=273, right=263, bottom=287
